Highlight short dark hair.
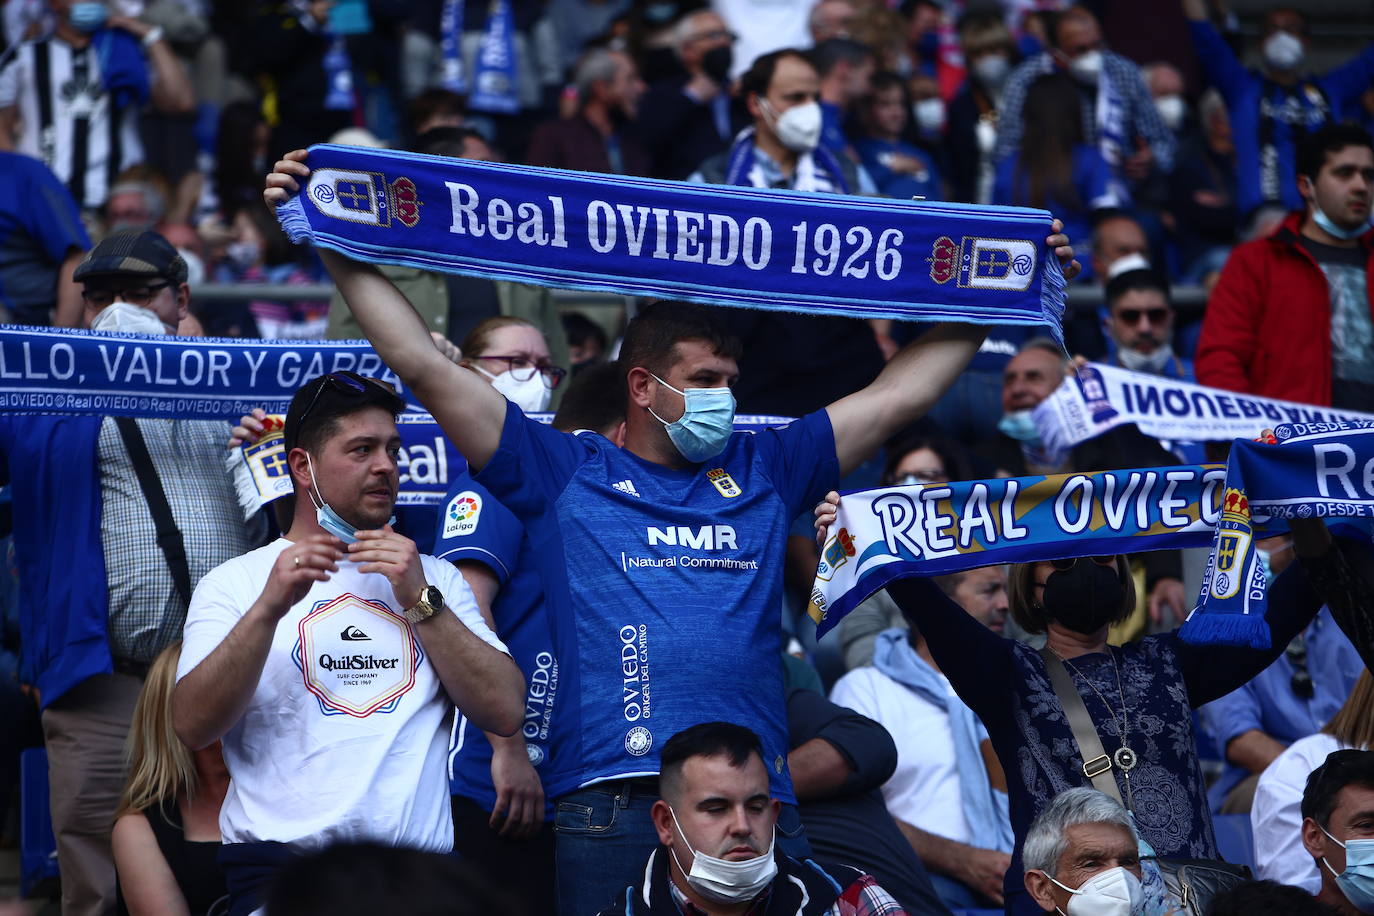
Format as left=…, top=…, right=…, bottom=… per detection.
left=809, top=37, right=872, bottom=79
left=1205, top=879, right=1334, bottom=916
left=1301, top=748, right=1374, bottom=827
left=740, top=49, right=814, bottom=101
left=561, top=311, right=608, bottom=353
left=284, top=372, right=407, bottom=456
left=264, top=842, right=524, bottom=916
left=617, top=301, right=742, bottom=379
left=1105, top=268, right=1171, bottom=312
left=414, top=126, right=491, bottom=158
left=405, top=88, right=465, bottom=135
left=552, top=361, right=627, bottom=434
left=881, top=432, right=972, bottom=485
left=1296, top=122, right=1374, bottom=184
left=659, top=722, right=764, bottom=803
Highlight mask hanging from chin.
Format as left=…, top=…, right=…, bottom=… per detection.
left=668, top=808, right=778, bottom=904
left=1042, top=561, right=1124, bottom=634
left=1116, top=342, right=1174, bottom=374
left=304, top=453, right=394, bottom=544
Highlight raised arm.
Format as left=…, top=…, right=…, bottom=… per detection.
left=265, top=151, right=509, bottom=470
left=826, top=222, right=1079, bottom=476
left=174, top=535, right=345, bottom=750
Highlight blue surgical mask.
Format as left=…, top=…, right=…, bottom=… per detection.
left=647, top=373, right=735, bottom=463
left=998, top=409, right=1041, bottom=443
left=1312, top=201, right=1372, bottom=241
left=305, top=453, right=394, bottom=544
left=69, top=2, right=108, bottom=32
left=1321, top=826, right=1374, bottom=913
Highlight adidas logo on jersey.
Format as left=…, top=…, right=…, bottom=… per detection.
left=612, top=479, right=641, bottom=497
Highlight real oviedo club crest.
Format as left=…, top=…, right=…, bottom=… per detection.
left=309, top=168, right=421, bottom=229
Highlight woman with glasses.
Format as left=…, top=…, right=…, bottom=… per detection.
left=436, top=327, right=598, bottom=916
left=459, top=317, right=568, bottom=415
left=816, top=495, right=1337, bottom=914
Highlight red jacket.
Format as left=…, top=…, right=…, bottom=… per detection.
left=1196, top=211, right=1374, bottom=406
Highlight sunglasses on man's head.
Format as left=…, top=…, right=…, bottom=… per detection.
left=296, top=372, right=395, bottom=432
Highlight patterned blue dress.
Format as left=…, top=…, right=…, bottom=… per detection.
left=886, top=564, right=1322, bottom=914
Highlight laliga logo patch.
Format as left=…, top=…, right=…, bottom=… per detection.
left=625, top=726, right=653, bottom=757
left=443, top=491, right=482, bottom=538
left=928, top=235, right=1036, bottom=292
left=706, top=467, right=741, bottom=498
left=1209, top=488, right=1252, bottom=600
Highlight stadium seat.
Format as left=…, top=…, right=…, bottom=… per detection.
left=1212, top=812, right=1256, bottom=872
left=19, top=747, right=60, bottom=897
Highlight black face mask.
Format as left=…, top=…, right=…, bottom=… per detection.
left=701, top=45, right=733, bottom=84
left=1042, top=561, right=1124, bottom=635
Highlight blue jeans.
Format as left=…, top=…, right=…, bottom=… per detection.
left=554, top=779, right=812, bottom=916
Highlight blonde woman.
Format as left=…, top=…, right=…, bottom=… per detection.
left=1253, top=670, right=1374, bottom=893
left=112, top=642, right=229, bottom=916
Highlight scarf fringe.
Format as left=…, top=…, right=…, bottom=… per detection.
left=1178, top=611, right=1271, bottom=649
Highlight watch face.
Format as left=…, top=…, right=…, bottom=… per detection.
left=422, top=586, right=444, bottom=609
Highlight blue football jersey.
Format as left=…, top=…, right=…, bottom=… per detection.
left=476, top=402, right=838, bottom=802
left=434, top=470, right=573, bottom=815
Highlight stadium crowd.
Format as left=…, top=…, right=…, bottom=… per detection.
left=1, top=0, right=1374, bottom=914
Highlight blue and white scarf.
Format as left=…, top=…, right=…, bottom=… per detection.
left=467, top=0, right=520, bottom=114
left=275, top=144, right=1067, bottom=337
left=1034, top=363, right=1374, bottom=454
left=1181, top=421, right=1374, bottom=648
left=722, top=126, right=850, bottom=194
left=809, top=464, right=1227, bottom=636
left=872, top=629, right=1014, bottom=854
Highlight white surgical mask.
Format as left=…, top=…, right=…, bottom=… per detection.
left=475, top=364, right=552, bottom=413
left=1047, top=866, right=1144, bottom=916
left=761, top=98, right=822, bottom=152
left=1117, top=341, right=1175, bottom=374
left=1154, top=94, right=1185, bottom=132
left=912, top=97, right=946, bottom=134
left=668, top=807, right=777, bottom=905
left=89, top=300, right=170, bottom=335
left=1263, top=31, right=1305, bottom=72
left=973, top=53, right=1011, bottom=89
left=1070, top=50, right=1103, bottom=84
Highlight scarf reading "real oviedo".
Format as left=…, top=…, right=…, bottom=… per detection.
left=274, top=144, right=1067, bottom=338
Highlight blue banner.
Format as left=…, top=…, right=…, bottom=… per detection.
left=276, top=144, right=1067, bottom=339
left=0, top=326, right=793, bottom=506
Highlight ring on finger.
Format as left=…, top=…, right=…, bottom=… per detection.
left=293, top=555, right=301, bottom=568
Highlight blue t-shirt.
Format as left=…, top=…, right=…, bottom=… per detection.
left=853, top=137, right=940, bottom=202
left=475, top=403, right=838, bottom=802
left=0, top=152, right=90, bottom=319
left=434, top=470, right=573, bottom=814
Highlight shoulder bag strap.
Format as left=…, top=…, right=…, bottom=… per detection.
left=114, top=417, right=193, bottom=611
left=1038, top=645, right=1122, bottom=804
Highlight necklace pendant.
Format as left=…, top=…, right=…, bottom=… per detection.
left=1113, top=746, right=1138, bottom=772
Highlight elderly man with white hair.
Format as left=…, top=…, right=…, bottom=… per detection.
left=1021, top=788, right=1145, bottom=914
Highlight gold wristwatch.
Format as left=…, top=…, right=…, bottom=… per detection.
left=404, top=585, right=444, bottom=625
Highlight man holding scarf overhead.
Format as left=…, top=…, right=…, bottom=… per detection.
left=265, top=148, right=1079, bottom=914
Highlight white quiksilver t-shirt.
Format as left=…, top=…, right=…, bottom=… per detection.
left=177, top=538, right=508, bottom=852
